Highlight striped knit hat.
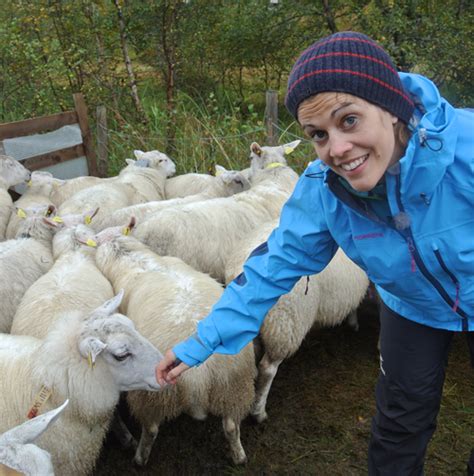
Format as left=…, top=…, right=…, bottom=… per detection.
left=285, top=31, right=414, bottom=124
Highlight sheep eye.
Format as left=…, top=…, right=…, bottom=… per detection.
left=113, top=352, right=132, bottom=362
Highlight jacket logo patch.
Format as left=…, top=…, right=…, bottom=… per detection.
left=354, top=232, right=384, bottom=240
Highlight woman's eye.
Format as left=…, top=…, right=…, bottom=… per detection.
left=343, top=115, right=357, bottom=128
left=114, top=352, right=132, bottom=362
left=311, top=130, right=327, bottom=142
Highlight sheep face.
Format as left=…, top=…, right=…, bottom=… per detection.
left=26, top=171, right=55, bottom=196
left=217, top=170, right=251, bottom=196
left=133, top=149, right=176, bottom=177
left=0, top=155, right=31, bottom=187
left=78, top=291, right=163, bottom=392
left=249, top=140, right=301, bottom=175
left=15, top=205, right=56, bottom=241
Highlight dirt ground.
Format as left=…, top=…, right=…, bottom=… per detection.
left=94, top=299, right=474, bottom=475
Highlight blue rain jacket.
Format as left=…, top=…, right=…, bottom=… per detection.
left=174, top=73, right=474, bottom=367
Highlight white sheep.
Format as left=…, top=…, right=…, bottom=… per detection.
left=0, top=400, right=68, bottom=476
left=0, top=155, right=31, bottom=241
left=0, top=290, right=163, bottom=476
left=247, top=140, right=301, bottom=180
left=165, top=172, right=217, bottom=199
left=50, top=175, right=105, bottom=207
left=0, top=206, right=56, bottom=333
left=50, top=150, right=175, bottom=207
left=11, top=222, right=114, bottom=339
left=225, top=220, right=369, bottom=422
left=58, top=158, right=176, bottom=228
left=91, top=230, right=256, bottom=466
left=133, top=148, right=176, bottom=171
left=133, top=143, right=300, bottom=283
left=5, top=171, right=58, bottom=240
left=94, top=165, right=251, bottom=232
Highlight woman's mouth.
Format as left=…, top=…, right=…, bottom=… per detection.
left=340, top=154, right=369, bottom=172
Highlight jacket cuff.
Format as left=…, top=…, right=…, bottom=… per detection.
left=173, top=333, right=213, bottom=367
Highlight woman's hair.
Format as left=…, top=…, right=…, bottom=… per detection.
left=395, top=120, right=411, bottom=150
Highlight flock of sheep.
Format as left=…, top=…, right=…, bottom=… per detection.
left=0, top=142, right=369, bottom=475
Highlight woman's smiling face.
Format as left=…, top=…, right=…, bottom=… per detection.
left=298, top=92, right=402, bottom=192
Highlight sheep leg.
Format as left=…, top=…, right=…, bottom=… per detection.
left=133, top=422, right=159, bottom=467
left=251, top=354, right=283, bottom=423
left=110, top=410, right=137, bottom=449
left=222, top=416, right=247, bottom=465
left=346, top=310, right=359, bottom=331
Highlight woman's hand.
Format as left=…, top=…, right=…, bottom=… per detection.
left=155, top=349, right=190, bottom=386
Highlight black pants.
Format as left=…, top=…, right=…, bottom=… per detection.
left=368, top=303, right=474, bottom=475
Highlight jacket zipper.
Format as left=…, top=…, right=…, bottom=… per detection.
left=394, top=175, right=469, bottom=330
left=326, top=172, right=469, bottom=330
left=433, top=250, right=461, bottom=313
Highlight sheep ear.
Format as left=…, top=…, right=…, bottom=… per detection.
left=250, top=142, right=262, bottom=156
left=73, top=227, right=97, bottom=247
left=215, top=165, right=226, bottom=176
left=133, top=150, right=145, bottom=159
left=92, top=289, right=124, bottom=317
left=78, top=337, right=107, bottom=366
left=0, top=400, right=69, bottom=445
left=43, top=216, right=62, bottom=228
left=52, top=178, right=66, bottom=188
left=84, top=207, right=99, bottom=225
left=282, top=140, right=301, bottom=155
left=122, top=216, right=136, bottom=235
left=134, top=158, right=150, bottom=168
left=44, top=205, right=56, bottom=217
left=125, top=158, right=135, bottom=166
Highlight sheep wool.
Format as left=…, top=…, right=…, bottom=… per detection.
left=94, top=234, right=256, bottom=466
left=225, top=219, right=369, bottom=422
left=133, top=164, right=299, bottom=283
left=0, top=292, right=163, bottom=476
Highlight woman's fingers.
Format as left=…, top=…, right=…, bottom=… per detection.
left=155, top=350, right=190, bottom=386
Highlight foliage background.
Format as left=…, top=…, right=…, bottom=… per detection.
left=1, top=0, right=473, bottom=174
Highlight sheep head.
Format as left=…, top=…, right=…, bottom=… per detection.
left=78, top=290, right=163, bottom=391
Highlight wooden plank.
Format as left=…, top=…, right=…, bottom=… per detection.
left=264, top=90, right=278, bottom=146
left=21, top=144, right=85, bottom=171
left=0, top=111, right=78, bottom=140
left=96, top=105, right=108, bottom=177
left=73, top=93, right=99, bottom=177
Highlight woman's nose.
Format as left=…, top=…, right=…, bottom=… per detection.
left=329, top=133, right=353, bottom=159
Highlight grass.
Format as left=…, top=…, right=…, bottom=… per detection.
left=102, top=88, right=315, bottom=177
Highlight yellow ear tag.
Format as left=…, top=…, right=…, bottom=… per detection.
left=17, top=208, right=27, bottom=219
left=215, top=169, right=223, bottom=177
left=86, top=238, right=97, bottom=247
left=265, top=162, right=284, bottom=170
left=122, top=226, right=130, bottom=236
left=284, top=146, right=295, bottom=154
left=52, top=216, right=63, bottom=223
left=87, top=352, right=95, bottom=369
left=27, top=180, right=32, bottom=187
left=84, top=216, right=92, bottom=225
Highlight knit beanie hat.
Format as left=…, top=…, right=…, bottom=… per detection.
left=285, top=31, right=414, bottom=124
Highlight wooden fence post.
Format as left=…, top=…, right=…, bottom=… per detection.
left=96, top=105, right=108, bottom=177
left=73, top=92, right=99, bottom=177
left=265, top=90, right=278, bottom=146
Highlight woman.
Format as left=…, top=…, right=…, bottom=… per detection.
left=156, top=31, right=474, bottom=474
